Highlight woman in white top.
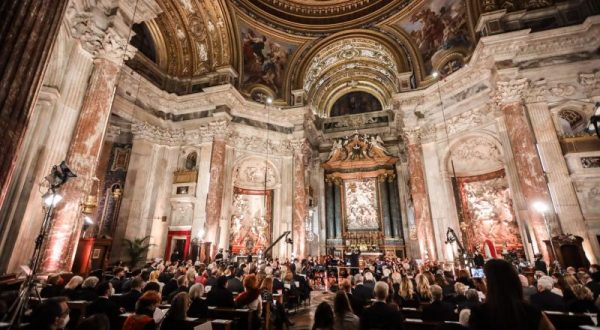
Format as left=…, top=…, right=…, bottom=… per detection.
left=333, top=291, right=359, bottom=330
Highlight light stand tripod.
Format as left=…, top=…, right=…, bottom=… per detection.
left=6, top=161, right=75, bottom=328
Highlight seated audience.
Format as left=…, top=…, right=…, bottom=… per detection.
left=415, top=274, right=432, bottom=302
left=227, top=269, right=245, bottom=294
left=468, top=259, right=554, bottom=330
left=530, top=275, right=565, bottom=312
left=206, top=276, right=235, bottom=308
left=187, top=283, right=208, bottom=319
left=75, top=314, right=109, bottom=330
left=360, top=281, right=404, bottom=330
left=313, top=302, right=335, bottom=330
left=398, top=276, right=420, bottom=308
left=518, top=274, right=536, bottom=302
left=459, top=288, right=481, bottom=311
left=422, top=284, right=455, bottom=322
left=40, top=274, right=64, bottom=298
left=161, top=292, right=194, bottom=330
left=123, top=291, right=162, bottom=330
left=86, top=281, right=122, bottom=330
left=121, top=277, right=143, bottom=312
left=61, top=276, right=83, bottom=300
left=352, top=274, right=373, bottom=307
left=333, top=291, right=359, bottom=330
left=167, top=275, right=189, bottom=303
left=29, top=296, right=69, bottom=330
left=110, top=267, right=126, bottom=294
left=568, top=284, right=597, bottom=313
left=582, top=273, right=600, bottom=300
left=74, top=276, right=99, bottom=301
left=235, top=274, right=262, bottom=329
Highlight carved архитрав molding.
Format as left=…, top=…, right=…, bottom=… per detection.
left=131, top=121, right=184, bottom=145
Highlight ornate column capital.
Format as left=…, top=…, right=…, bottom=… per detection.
left=402, top=128, right=421, bottom=145
left=495, top=78, right=530, bottom=106
left=579, top=72, right=600, bottom=96
left=290, top=138, right=309, bottom=154
left=199, top=120, right=231, bottom=142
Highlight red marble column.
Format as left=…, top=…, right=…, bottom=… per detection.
left=0, top=0, right=68, bottom=209
left=41, top=59, right=120, bottom=273
left=405, top=132, right=437, bottom=261
left=205, top=136, right=227, bottom=257
left=292, top=140, right=308, bottom=258
left=498, top=80, right=555, bottom=261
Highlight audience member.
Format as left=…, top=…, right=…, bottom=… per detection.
left=122, top=291, right=161, bottom=330
left=360, top=281, right=404, bottom=330
left=61, top=276, right=83, bottom=300
left=227, top=268, right=245, bottom=294
left=167, top=275, right=189, bottom=303
left=161, top=292, right=194, bottom=330
left=530, top=275, right=565, bottom=312
left=206, top=276, right=235, bottom=308
left=333, top=291, right=359, bottom=330
left=40, top=274, right=64, bottom=298
left=75, top=276, right=99, bottom=301
left=29, top=296, right=69, bottom=330
left=468, top=259, right=554, bottom=330
left=121, top=277, right=143, bottom=312
left=187, top=283, right=208, bottom=319
left=568, top=284, right=597, bottom=313
left=86, top=281, right=122, bottom=330
left=313, top=302, right=335, bottom=330
left=422, top=284, right=455, bottom=322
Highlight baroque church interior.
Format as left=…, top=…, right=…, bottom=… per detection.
left=2, top=0, right=600, bottom=327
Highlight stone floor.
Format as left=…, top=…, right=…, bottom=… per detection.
left=286, top=290, right=334, bottom=330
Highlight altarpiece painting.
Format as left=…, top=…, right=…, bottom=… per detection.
left=457, top=169, right=523, bottom=253
left=344, top=178, right=380, bottom=231
left=229, top=188, right=272, bottom=254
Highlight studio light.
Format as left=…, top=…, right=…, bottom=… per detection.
left=44, top=160, right=76, bottom=189
left=42, top=192, right=63, bottom=207
left=533, top=201, right=549, bottom=213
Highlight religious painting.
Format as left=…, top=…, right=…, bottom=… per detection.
left=397, top=0, right=472, bottom=73
left=330, top=92, right=383, bottom=117
left=344, top=178, right=380, bottom=231
left=240, top=23, right=296, bottom=99
left=457, top=170, right=523, bottom=254
left=111, top=147, right=130, bottom=171
left=229, top=188, right=273, bottom=254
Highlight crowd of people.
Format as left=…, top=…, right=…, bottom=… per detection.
left=6, top=253, right=600, bottom=330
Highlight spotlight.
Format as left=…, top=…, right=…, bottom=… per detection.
left=533, top=201, right=549, bottom=213
left=45, top=161, right=77, bottom=189
left=432, top=71, right=439, bottom=79
left=266, top=97, right=273, bottom=105
left=42, top=192, right=63, bottom=207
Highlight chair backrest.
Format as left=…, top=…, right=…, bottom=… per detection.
left=544, top=311, right=594, bottom=330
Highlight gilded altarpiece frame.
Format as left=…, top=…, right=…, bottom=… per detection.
left=229, top=188, right=273, bottom=255
left=456, top=169, right=523, bottom=254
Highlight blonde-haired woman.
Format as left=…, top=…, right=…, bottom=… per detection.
left=400, top=276, right=420, bottom=308
left=415, top=273, right=432, bottom=301
left=62, top=276, right=83, bottom=299
left=148, top=270, right=164, bottom=293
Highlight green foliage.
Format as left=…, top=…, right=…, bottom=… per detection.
left=122, top=236, right=154, bottom=267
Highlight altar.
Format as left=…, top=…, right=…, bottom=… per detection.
left=322, top=133, right=405, bottom=257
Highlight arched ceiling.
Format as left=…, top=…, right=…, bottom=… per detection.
left=129, top=0, right=480, bottom=110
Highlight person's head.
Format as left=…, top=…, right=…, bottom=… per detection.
left=168, top=292, right=190, bottom=320
left=136, top=291, right=161, bottom=314
left=75, top=313, right=109, bottom=330
left=391, top=272, right=402, bottom=284
left=354, top=273, right=364, bottom=285
left=46, top=274, right=62, bottom=286
left=30, top=296, right=69, bottom=330
left=312, top=302, right=334, bottom=330
left=465, top=288, right=479, bottom=302
left=374, top=281, right=389, bottom=301
left=243, top=274, right=258, bottom=291
left=143, top=281, right=161, bottom=293
left=364, top=272, right=374, bottom=283
left=96, top=281, right=112, bottom=297
left=260, top=276, right=273, bottom=292
left=189, top=283, right=205, bottom=300
left=572, top=284, right=594, bottom=301
left=333, top=291, right=353, bottom=316
left=399, top=276, right=414, bottom=299
left=458, top=309, right=471, bottom=327
left=149, top=270, right=160, bottom=282
left=131, top=277, right=144, bottom=291
left=176, top=275, right=187, bottom=288
left=114, top=267, right=125, bottom=278
left=536, top=276, right=554, bottom=293
left=430, top=284, right=443, bottom=301
left=580, top=273, right=592, bottom=284
left=458, top=269, right=471, bottom=279
left=454, top=282, right=467, bottom=296
left=82, top=276, right=99, bottom=289
left=65, top=276, right=83, bottom=290
left=566, top=266, right=576, bottom=275
left=564, top=274, right=579, bottom=288
left=217, top=275, right=228, bottom=288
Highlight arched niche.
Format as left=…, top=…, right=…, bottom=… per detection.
left=232, top=156, right=280, bottom=190
left=445, top=133, right=504, bottom=177
left=329, top=91, right=383, bottom=117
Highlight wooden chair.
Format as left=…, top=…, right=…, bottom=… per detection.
left=207, top=307, right=255, bottom=330
left=544, top=311, right=594, bottom=330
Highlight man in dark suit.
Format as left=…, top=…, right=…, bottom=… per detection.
left=206, top=276, right=235, bottom=308
left=352, top=274, right=373, bottom=308
left=360, top=281, right=404, bottom=330
left=109, top=267, right=126, bottom=294
left=530, top=276, right=565, bottom=312
left=120, top=277, right=143, bottom=312
left=86, top=281, right=123, bottom=330
left=341, top=280, right=363, bottom=316
left=422, top=285, right=456, bottom=321
left=167, top=275, right=189, bottom=303
left=226, top=269, right=244, bottom=294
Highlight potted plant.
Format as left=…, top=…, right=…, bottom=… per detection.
left=123, top=236, right=154, bottom=267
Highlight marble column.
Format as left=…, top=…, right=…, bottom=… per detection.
left=379, top=176, right=392, bottom=238
left=527, top=101, right=595, bottom=262
left=387, top=177, right=402, bottom=239
left=0, top=0, right=69, bottom=209
left=41, top=58, right=121, bottom=272
left=496, top=78, right=557, bottom=262
left=405, top=131, right=437, bottom=260
left=205, top=125, right=229, bottom=257
left=291, top=139, right=308, bottom=258
left=326, top=181, right=335, bottom=239
left=333, top=182, right=343, bottom=239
